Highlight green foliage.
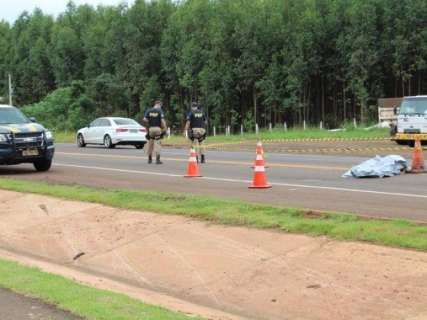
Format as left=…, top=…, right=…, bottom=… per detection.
left=22, top=81, right=95, bottom=130
left=22, top=87, right=73, bottom=130
left=0, top=0, right=426, bottom=129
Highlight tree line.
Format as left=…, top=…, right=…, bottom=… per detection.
left=0, top=0, right=426, bottom=131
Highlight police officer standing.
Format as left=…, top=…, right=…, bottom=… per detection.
left=143, top=99, right=167, bottom=164
left=184, top=102, right=207, bottom=163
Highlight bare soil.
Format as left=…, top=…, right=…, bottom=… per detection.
left=0, top=190, right=426, bottom=320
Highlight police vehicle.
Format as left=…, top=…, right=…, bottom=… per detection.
left=0, top=104, right=55, bottom=171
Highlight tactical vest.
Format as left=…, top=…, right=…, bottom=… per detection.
left=190, top=111, right=205, bottom=128
left=146, top=108, right=162, bottom=127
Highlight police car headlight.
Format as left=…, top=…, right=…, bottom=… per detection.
left=44, top=130, right=53, bottom=140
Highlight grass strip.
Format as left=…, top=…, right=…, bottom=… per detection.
left=0, top=258, right=202, bottom=320
left=54, top=128, right=389, bottom=144
left=0, top=178, right=425, bottom=251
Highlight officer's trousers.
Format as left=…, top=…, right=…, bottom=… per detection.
left=147, top=127, right=162, bottom=157
left=190, top=128, right=206, bottom=157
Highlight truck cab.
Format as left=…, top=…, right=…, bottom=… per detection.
left=392, top=96, right=427, bottom=145
left=0, top=104, right=55, bottom=171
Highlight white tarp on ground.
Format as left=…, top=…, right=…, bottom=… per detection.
left=343, top=155, right=408, bottom=178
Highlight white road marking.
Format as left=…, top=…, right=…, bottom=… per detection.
left=54, top=163, right=427, bottom=200
left=55, top=163, right=183, bottom=178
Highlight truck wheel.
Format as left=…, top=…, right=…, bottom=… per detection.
left=394, top=140, right=408, bottom=146
left=34, top=159, right=52, bottom=172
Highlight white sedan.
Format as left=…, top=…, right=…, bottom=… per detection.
left=77, top=117, right=147, bottom=149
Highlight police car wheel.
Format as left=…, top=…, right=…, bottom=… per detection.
left=135, top=145, right=144, bottom=149
left=77, top=134, right=86, bottom=147
left=33, top=159, right=52, bottom=172
left=104, top=135, right=115, bottom=149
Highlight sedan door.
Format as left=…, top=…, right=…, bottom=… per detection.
left=85, top=119, right=101, bottom=143
left=93, top=119, right=112, bottom=144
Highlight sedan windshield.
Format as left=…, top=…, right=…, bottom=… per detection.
left=113, top=118, right=139, bottom=126
left=0, top=107, right=30, bottom=124
left=399, top=98, right=427, bottom=115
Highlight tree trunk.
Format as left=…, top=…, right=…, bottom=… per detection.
left=343, top=82, right=347, bottom=123
left=253, top=87, right=257, bottom=126
left=321, top=77, right=325, bottom=122
left=395, top=78, right=398, bottom=97
left=402, top=77, right=405, bottom=97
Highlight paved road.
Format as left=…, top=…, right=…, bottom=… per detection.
left=0, top=288, right=79, bottom=320
left=1, top=143, right=427, bottom=221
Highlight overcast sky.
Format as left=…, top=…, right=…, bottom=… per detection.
left=1, top=0, right=135, bottom=23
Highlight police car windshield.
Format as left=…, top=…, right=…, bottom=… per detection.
left=0, top=107, right=30, bottom=124
left=113, top=118, right=139, bottom=126
left=399, top=98, right=427, bottom=115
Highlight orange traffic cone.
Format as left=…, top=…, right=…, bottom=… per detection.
left=185, top=148, right=202, bottom=178
left=251, top=141, right=268, bottom=168
left=408, top=137, right=426, bottom=173
left=249, top=143, right=272, bottom=189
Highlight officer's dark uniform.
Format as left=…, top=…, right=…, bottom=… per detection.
left=186, top=107, right=207, bottom=163
left=143, top=106, right=166, bottom=164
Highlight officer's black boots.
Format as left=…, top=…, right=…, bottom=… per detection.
left=148, top=155, right=153, bottom=164
left=201, top=154, right=206, bottom=164
left=156, top=155, right=163, bottom=165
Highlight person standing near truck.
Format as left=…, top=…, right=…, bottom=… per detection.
left=184, top=102, right=207, bottom=163
left=143, top=100, right=167, bottom=164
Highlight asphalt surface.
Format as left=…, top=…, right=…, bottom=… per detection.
left=1, top=143, right=427, bottom=222
left=0, top=288, right=79, bottom=320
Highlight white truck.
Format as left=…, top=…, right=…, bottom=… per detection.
left=391, top=96, right=427, bottom=145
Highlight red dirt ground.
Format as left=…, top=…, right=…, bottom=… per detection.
left=0, top=190, right=426, bottom=320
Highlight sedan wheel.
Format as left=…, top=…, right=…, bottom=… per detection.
left=104, top=135, right=115, bottom=149
left=77, top=134, right=86, bottom=147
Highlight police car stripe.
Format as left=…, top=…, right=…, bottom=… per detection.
left=8, top=125, right=21, bottom=133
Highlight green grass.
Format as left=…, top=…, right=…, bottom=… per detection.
left=0, top=178, right=425, bottom=251
left=165, top=127, right=389, bottom=146
left=54, top=130, right=75, bottom=143
left=53, top=127, right=389, bottom=145
left=0, top=258, right=201, bottom=320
